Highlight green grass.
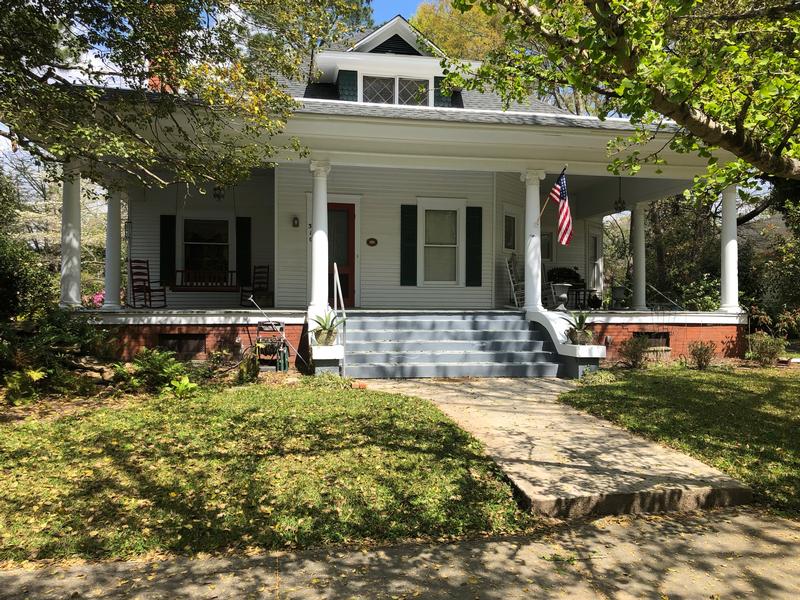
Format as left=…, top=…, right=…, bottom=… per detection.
left=560, top=366, right=800, bottom=517
left=0, top=379, right=535, bottom=562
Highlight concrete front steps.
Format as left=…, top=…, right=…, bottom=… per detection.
left=343, top=311, right=560, bottom=379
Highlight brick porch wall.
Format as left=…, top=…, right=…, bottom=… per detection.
left=115, top=323, right=308, bottom=368
left=589, top=323, right=747, bottom=363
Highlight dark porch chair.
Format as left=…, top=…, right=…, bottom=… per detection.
left=128, top=259, right=167, bottom=308
left=240, top=265, right=273, bottom=307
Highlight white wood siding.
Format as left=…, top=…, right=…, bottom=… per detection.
left=276, top=164, right=495, bottom=309
left=127, top=172, right=275, bottom=309
left=493, top=172, right=598, bottom=307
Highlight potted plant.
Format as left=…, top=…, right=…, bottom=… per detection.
left=310, top=311, right=345, bottom=346
left=564, top=311, right=594, bottom=345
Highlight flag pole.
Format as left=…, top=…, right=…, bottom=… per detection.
left=538, top=166, right=567, bottom=220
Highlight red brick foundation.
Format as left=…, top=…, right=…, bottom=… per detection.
left=114, top=323, right=308, bottom=368
left=589, top=322, right=747, bottom=363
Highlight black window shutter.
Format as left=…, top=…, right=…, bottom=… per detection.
left=236, top=217, right=252, bottom=286
left=433, top=76, right=452, bottom=107
left=159, top=215, right=176, bottom=286
left=465, top=207, right=482, bottom=287
left=400, top=205, right=417, bottom=286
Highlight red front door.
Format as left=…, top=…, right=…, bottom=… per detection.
left=328, top=203, right=356, bottom=308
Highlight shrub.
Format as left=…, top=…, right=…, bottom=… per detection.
left=237, top=352, right=260, bottom=384
left=114, top=348, right=186, bottom=393
left=679, top=274, right=721, bottom=311
left=0, top=309, right=112, bottom=402
left=746, top=332, right=787, bottom=367
left=688, top=340, right=716, bottom=370
left=169, top=375, right=199, bottom=399
left=617, top=336, right=651, bottom=369
left=0, top=236, right=57, bottom=322
left=3, top=369, right=47, bottom=405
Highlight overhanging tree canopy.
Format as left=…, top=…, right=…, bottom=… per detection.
left=0, top=0, right=372, bottom=186
left=449, top=0, right=800, bottom=188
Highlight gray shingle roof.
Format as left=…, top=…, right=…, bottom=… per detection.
left=295, top=98, right=637, bottom=131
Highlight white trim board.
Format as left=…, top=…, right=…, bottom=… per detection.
left=586, top=311, right=747, bottom=325
left=88, top=310, right=307, bottom=326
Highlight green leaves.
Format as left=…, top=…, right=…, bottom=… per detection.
left=454, top=0, right=800, bottom=186
left=0, top=1, right=370, bottom=186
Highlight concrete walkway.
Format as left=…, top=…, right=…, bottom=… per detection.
left=2, top=507, right=798, bottom=599
left=366, top=378, right=752, bottom=518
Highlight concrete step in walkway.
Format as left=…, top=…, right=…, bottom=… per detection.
left=366, top=378, right=753, bottom=519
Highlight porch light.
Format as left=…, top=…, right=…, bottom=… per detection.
left=213, top=184, right=225, bottom=202
left=292, top=215, right=300, bottom=228
left=614, top=177, right=626, bottom=212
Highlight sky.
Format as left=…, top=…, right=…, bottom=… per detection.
left=372, top=0, right=424, bottom=22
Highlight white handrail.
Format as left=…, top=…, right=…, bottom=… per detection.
left=332, top=262, right=347, bottom=377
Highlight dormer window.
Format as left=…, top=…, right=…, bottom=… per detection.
left=362, top=75, right=431, bottom=106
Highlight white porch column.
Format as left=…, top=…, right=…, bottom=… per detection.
left=103, top=188, right=123, bottom=310
left=522, top=169, right=546, bottom=312
left=308, top=160, right=331, bottom=317
left=720, top=185, right=740, bottom=312
left=59, top=164, right=82, bottom=308
left=631, top=201, right=648, bottom=311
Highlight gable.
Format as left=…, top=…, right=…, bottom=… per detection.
left=349, top=15, right=445, bottom=58
left=370, top=34, right=422, bottom=56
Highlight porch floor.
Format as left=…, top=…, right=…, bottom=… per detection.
left=366, top=378, right=752, bottom=519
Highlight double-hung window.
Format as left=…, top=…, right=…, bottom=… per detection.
left=183, top=219, right=229, bottom=275
left=362, top=76, right=430, bottom=106
left=417, top=198, right=465, bottom=285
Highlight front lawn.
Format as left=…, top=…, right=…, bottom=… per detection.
left=560, top=366, right=800, bottom=517
left=0, top=378, right=535, bottom=563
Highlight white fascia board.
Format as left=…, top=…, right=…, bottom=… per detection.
left=315, top=51, right=471, bottom=81
left=586, top=311, right=748, bottom=325
left=88, top=310, right=307, bottom=326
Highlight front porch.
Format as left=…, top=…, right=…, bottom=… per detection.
left=63, top=153, right=746, bottom=374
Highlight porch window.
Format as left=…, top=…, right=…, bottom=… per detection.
left=504, top=214, right=516, bottom=251
left=541, top=232, right=553, bottom=261
left=183, top=219, right=229, bottom=279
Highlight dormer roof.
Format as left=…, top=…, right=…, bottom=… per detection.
left=326, top=15, right=446, bottom=57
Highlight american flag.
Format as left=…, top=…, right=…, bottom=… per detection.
left=549, top=170, right=573, bottom=246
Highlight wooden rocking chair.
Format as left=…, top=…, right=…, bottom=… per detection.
left=506, top=255, right=525, bottom=308
left=240, top=265, right=273, bottom=307
left=128, top=259, right=167, bottom=308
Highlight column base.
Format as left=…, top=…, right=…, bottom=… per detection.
left=718, top=305, right=744, bottom=314
left=100, top=304, right=122, bottom=312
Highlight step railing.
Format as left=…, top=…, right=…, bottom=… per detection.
left=332, top=262, right=347, bottom=377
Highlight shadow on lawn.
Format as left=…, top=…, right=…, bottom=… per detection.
left=1, top=388, right=533, bottom=562
left=562, top=367, right=800, bottom=515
